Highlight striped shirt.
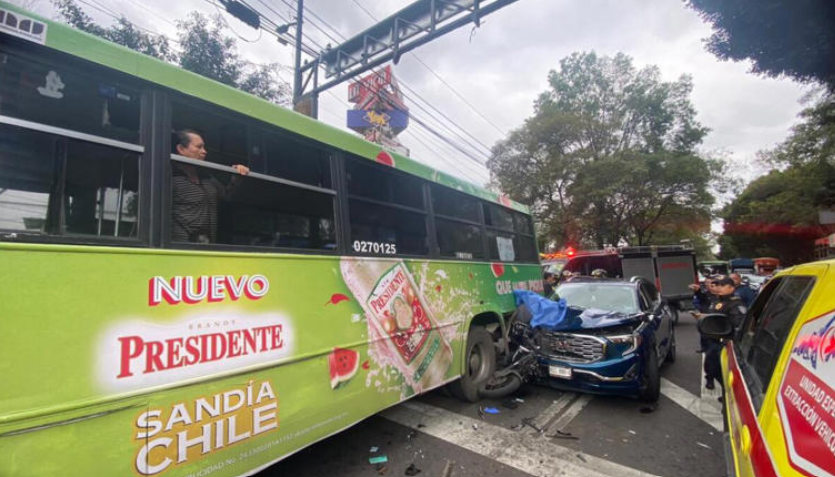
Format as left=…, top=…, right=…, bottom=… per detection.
left=171, top=172, right=236, bottom=243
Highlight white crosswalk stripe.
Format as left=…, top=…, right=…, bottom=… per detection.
left=381, top=401, right=665, bottom=477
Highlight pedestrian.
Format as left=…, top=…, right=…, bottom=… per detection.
left=730, top=273, right=756, bottom=307
left=171, top=129, right=250, bottom=243
left=698, top=275, right=747, bottom=390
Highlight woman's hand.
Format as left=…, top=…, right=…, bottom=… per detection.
left=232, top=164, right=250, bottom=175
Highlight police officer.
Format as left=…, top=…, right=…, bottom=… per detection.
left=543, top=271, right=558, bottom=299
left=700, top=275, right=746, bottom=389
left=730, top=272, right=756, bottom=308
left=689, top=276, right=717, bottom=353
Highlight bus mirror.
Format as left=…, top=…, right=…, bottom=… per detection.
left=697, top=314, right=735, bottom=339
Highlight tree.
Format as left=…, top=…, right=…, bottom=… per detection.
left=684, top=0, right=835, bottom=89
left=52, top=0, right=289, bottom=105
left=719, top=92, right=835, bottom=264
left=53, top=0, right=173, bottom=61
left=488, top=52, right=718, bottom=249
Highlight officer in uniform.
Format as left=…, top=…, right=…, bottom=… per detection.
left=701, top=275, right=747, bottom=389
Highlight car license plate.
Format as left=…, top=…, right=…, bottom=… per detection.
left=549, top=365, right=572, bottom=379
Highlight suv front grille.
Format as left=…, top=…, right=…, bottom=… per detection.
left=539, top=333, right=606, bottom=363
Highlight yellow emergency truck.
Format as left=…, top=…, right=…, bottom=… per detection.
left=699, top=259, right=835, bottom=477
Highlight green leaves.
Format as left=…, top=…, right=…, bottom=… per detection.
left=685, top=0, right=835, bottom=90
left=489, top=52, right=716, bottom=249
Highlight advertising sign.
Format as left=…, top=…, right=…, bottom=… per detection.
left=0, top=248, right=541, bottom=477
left=779, top=310, right=835, bottom=477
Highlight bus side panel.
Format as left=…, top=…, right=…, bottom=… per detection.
left=0, top=247, right=539, bottom=477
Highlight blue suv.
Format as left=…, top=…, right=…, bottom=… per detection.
left=505, top=277, right=676, bottom=402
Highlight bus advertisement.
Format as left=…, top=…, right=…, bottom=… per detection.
left=0, top=4, right=542, bottom=476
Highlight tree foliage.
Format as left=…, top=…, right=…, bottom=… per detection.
left=685, top=0, right=835, bottom=89
left=52, top=0, right=289, bottom=105
left=720, top=92, right=835, bottom=264
left=489, top=52, right=719, bottom=249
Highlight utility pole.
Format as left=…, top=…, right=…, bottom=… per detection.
left=292, top=0, right=309, bottom=115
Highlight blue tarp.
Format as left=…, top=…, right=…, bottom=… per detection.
left=513, top=290, right=573, bottom=331
left=513, top=290, right=630, bottom=331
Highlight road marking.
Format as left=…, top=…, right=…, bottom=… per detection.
left=382, top=401, right=665, bottom=477
left=545, top=394, right=593, bottom=435
left=660, top=378, right=723, bottom=431
left=528, top=392, right=576, bottom=435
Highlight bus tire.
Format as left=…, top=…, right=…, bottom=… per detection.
left=449, top=327, right=496, bottom=402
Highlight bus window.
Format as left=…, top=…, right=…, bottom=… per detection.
left=0, top=50, right=140, bottom=143
left=264, top=134, right=331, bottom=189
left=483, top=203, right=514, bottom=231
left=486, top=229, right=515, bottom=261
left=170, top=102, right=337, bottom=250
left=63, top=140, right=139, bottom=237
left=346, top=158, right=423, bottom=209
left=482, top=203, right=538, bottom=263
left=0, top=122, right=140, bottom=239
left=346, top=157, right=428, bottom=256
left=436, top=218, right=484, bottom=259
left=431, top=185, right=480, bottom=221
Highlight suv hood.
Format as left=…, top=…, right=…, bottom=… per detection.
left=557, top=307, right=642, bottom=331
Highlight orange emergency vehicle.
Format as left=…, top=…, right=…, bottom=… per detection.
left=699, top=259, right=835, bottom=477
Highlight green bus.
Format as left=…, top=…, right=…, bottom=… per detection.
left=0, top=3, right=542, bottom=476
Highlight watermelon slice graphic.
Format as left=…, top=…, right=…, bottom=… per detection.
left=328, top=347, right=360, bottom=389
left=490, top=263, right=505, bottom=278
left=376, top=150, right=395, bottom=167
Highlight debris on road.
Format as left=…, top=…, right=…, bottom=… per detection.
left=628, top=430, right=636, bottom=435
left=370, top=446, right=380, bottom=452
left=377, top=465, right=389, bottom=475
left=501, top=399, right=519, bottom=409
left=483, top=407, right=500, bottom=414
left=440, top=460, right=455, bottom=477
left=370, top=456, right=389, bottom=465
left=696, top=442, right=711, bottom=449
left=548, top=429, right=579, bottom=440
left=521, top=417, right=543, bottom=433
left=639, top=403, right=658, bottom=414
left=404, top=463, right=422, bottom=476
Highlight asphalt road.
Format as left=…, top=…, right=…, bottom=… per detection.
left=260, top=314, right=727, bottom=477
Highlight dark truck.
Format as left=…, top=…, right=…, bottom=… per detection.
left=543, top=244, right=697, bottom=323
left=619, top=245, right=697, bottom=323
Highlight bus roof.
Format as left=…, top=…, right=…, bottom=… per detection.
left=0, top=2, right=528, bottom=213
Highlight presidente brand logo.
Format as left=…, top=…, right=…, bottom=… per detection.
left=148, top=275, right=269, bottom=306
left=134, top=379, right=279, bottom=475
left=0, top=9, right=48, bottom=44
left=792, top=313, right=835, bottom=370
left=98, top=313, right=293, bottom=392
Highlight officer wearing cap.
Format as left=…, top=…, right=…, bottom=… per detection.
left=701, top=275, right=747, bottom=389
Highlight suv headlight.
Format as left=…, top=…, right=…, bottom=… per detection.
left=607, top=333, right=642, bottom=355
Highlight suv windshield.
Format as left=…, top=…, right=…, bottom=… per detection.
left=556, top=283, right=639, bottom=314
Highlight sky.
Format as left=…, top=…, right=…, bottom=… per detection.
left=14, top=0, right=812, bottom=189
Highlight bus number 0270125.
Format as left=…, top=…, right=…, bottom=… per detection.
left=353, top=240, right=396, bottom=255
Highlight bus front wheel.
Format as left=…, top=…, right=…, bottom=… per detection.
left=449, top=326, right=496, bottom=402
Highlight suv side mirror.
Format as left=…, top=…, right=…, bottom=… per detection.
left=697, top=313, right=735, bottom=339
